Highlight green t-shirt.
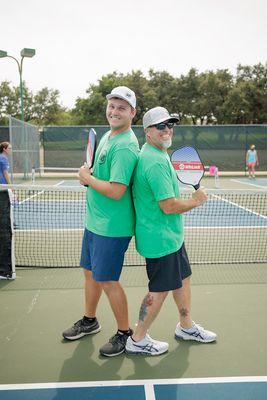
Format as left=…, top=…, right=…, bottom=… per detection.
left=85, top=128, right=139, bottom=237
left=132, top=143, right=184, bottom=258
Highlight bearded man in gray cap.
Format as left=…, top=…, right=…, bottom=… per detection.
left=63, top=86, right=140, bottom=357
left=126, top=106, right=217, bottom=356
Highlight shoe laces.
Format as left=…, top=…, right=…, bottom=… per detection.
left=74, top=319, right=83, bottom=327
left=134, top=338, right=160, bottom=353
left=194, top=323, right=205, bottom=333
left=109, top=332, right=128, bottom=345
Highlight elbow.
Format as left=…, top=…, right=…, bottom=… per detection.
left=111, top=193, right=122, bottom=201
left=108, top=191, right=124, bottom=201
left=161, top=206, right=173, bottom=215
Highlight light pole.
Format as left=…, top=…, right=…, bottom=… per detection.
left=0, top=48, right=35, bottom=121
left=0, top=48, right=36, bottom=178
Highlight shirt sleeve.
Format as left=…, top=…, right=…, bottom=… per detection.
left=0, top=156, right=8, bottom=172
left=110, top=148, right=138, bottom=186
left=146, top=162, right=176, bottom=201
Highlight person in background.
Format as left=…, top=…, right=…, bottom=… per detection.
left=62, top=86, right=140, bottom=357
left=126, top=106, right=217, bottom=356
left=246, top=144, right=259, bottom=179
left=0, top=142, right=12, bottom=184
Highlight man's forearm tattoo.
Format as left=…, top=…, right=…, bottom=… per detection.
left=139, top=293, right=153, bottom=321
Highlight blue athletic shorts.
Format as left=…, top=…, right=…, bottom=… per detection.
left=80, top=229, right=131, bottom=281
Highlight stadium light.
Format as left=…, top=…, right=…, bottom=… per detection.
left=0, top=48, right=36, bottom=121
left=0, top=50, right=8, bottom=58
left=20, top=48, right=36, bottom=58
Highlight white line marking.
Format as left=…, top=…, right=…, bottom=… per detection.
left=211, top=194, right=267, bottom=220
left=1, top=376, right=267, bottom=391
left=186, top=226, right=267, bottom=229
left=17, top=180, right=65, bottom=205
left=27, top=290, right=41, bottom=314
left=144, top=383, right=156, bottom=400
left=231, top=179, right=267, bottom=189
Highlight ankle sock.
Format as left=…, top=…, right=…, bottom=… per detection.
left=83, top=316, right=96, bottom=324
left=117, top=329, right=132, bottom=336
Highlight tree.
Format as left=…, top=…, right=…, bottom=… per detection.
left=30, top=87, right=67, bottom=125
left=1, top=63, right=266, bottom=126
left=0, top=81, right=21, bottom=124
left=72, top=72, right=123, bottom=125
left=222, top=63, right=267, bottom=124
left=196, top=69, right=233, bottom=124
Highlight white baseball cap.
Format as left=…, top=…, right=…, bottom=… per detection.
left=106, top=86, right=136, bottom=108
left=143, top=106, right=179, bottom=129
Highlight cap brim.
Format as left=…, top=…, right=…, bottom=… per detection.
left=148, top=116, right=179, bottom=127
left=106, top=94, right=135, bottom=107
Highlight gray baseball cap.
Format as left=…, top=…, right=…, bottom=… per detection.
left=143, top=106, right=179, bottom=129
left=106, top=86, right=136, bottom=108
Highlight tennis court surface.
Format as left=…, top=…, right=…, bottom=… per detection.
left=0, top=183, right=267, bottom=399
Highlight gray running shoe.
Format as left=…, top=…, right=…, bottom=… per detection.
left=99, top=330, right=133, bottom=357
left=62, top=318, right=101, bottom=340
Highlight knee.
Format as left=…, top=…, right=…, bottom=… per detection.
left=83, top=268, right=93, bottom=280
left=152, top=291, right=168, bottom=302
left=101, top=280, right=119, bottom=293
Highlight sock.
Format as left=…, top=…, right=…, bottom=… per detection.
left=117, top=329, right=132, bottom=336
left=83, top=316, right=96, bottom=324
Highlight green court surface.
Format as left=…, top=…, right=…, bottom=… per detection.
left=1, top=265, right=267, bottom=394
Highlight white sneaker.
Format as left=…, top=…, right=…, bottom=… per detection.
left=175, top=322, right=217, bottom=343
left=126, top=334, right=169, bottom=356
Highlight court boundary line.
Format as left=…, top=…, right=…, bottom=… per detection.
left=17, top=181, right=64, bottom=205
left=212, top=194, right=267, bottom=220
left=230, top=178, right=267, bottom=189
left=1, top=376, right=267, bottom=391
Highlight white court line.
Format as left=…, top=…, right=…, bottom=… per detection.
left=211, top=194, right=267, bottom=220
left=231, top=178, right=267, bottom=189
left=186, top=226, right=267, bottom=229
left=0, top=376, right=267, bottom=391
left=17, top=181, right=65, bottom=205
left=144, top=383, right=156, bottom=400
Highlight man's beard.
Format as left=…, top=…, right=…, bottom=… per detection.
left=161, top=139, right=172, bottom=149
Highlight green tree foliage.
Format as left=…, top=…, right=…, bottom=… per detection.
left=0, top=63, right=266, bottom=126
left=0, top=82, right=70, bottom=126
left=0, top=81, right=21, bottom=124
left=31, top=88, right=68, bottom=125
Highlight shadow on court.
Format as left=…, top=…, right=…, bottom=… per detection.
left=0, top=266, right=267, bottom=386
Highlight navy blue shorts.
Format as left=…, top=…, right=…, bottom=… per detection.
left=80, top=229, right=131, bottom=281
left=146, top=243, right=192, bottom=292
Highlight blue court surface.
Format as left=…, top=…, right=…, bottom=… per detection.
left=0, top=377, right=267, bottom=400
left=13, top=196, right=267, bottom=229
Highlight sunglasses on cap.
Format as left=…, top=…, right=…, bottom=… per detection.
left=150, top=121, right=175, bottom=130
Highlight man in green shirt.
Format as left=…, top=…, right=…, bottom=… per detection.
left=126, top=106, right=217, bottom=356
left=62, top=86, right=139, bottom=357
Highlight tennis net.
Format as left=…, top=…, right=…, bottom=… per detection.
left=0, top=185, right=266, bottom=268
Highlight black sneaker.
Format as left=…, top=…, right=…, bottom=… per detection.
left=62, top=318, right=101, bottom=340
left=99, top=329, right=133, bottom=357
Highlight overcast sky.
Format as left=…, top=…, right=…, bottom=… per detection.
left=1, top=0, right=266, bottom=109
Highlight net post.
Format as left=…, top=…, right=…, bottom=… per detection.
left=214, top=167, right=220, bottom=188
left=31, top=168, right=35, bottom=184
